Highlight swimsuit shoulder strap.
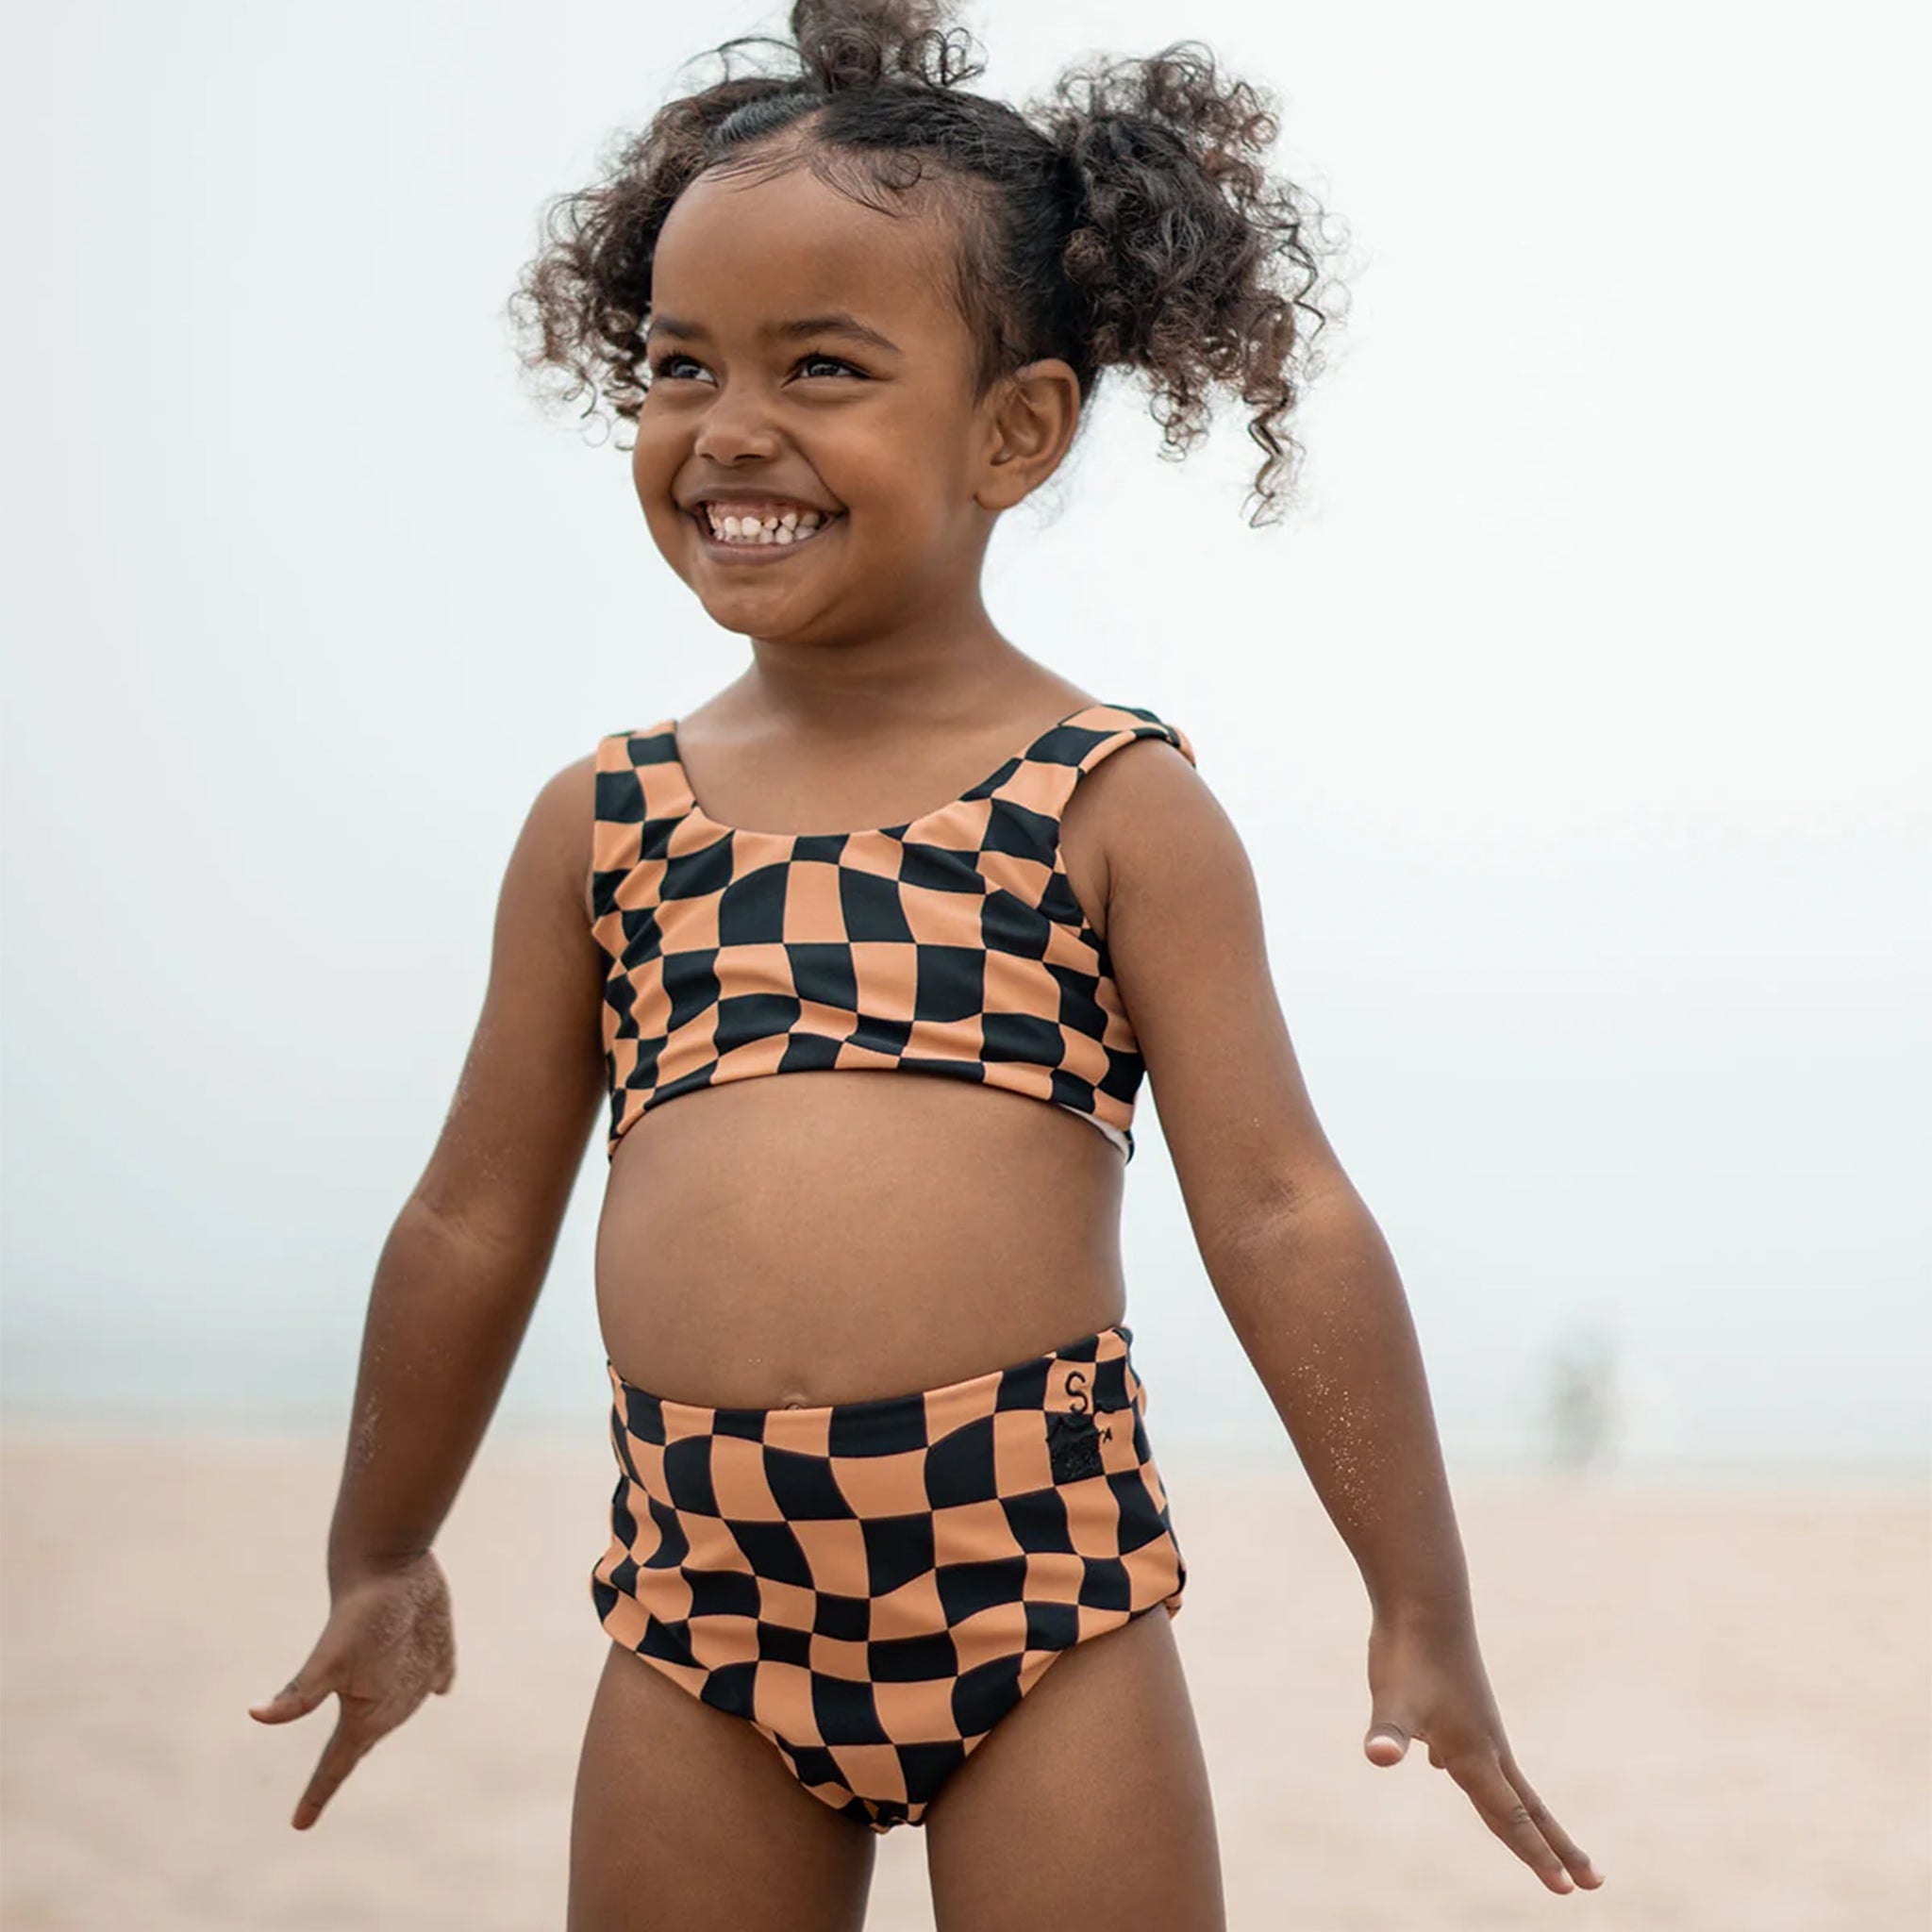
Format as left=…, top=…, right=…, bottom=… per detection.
left=986, top=701, right=1197, bottom=833
left=593, top=720, right=683, bottom=824
left=591, top=722, right=689, bottom=931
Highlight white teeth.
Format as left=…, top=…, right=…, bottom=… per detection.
left=701, top=504, right=835, bottom=546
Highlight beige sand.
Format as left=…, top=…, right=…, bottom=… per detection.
left=2, top=1429, right=1925, bottom=1930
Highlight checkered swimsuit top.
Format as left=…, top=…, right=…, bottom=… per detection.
left=590, top=701, right=1196, bottom=1163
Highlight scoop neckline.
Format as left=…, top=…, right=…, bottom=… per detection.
left=655, top=701, right=1111, bottom=841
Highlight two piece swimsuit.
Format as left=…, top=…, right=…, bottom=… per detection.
left=587, top=699, right=1196, bottom=1830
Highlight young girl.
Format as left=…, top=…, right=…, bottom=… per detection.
left=250, top=2, right=1605, bottom=1923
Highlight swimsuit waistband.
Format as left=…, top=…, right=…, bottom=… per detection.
left=604, top=1324, right=1141, bottom=1458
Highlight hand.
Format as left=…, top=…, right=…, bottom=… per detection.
left=247, top=1550, right=457, bottom=1829
left=1363, top=1604, right=1604, bottom=1895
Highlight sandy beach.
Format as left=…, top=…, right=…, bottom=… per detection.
left=2, top=1429, right=1924, bottom=1930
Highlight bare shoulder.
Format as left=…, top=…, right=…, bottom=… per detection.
left=1063, top=728, right=1356, bottom=1229
left=405, top=742, right=608, bottom=1250
left=535, top=744, right=603, bottom=924
left=1057, top=727, right=1228, bottom=943
left=468, top=741, right=607, bottom=958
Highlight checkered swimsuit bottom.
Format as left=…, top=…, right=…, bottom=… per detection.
left=591, top=1324, right=1187, bottom=1830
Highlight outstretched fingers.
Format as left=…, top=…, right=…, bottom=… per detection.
left=291, top=1696, right=380, bottom=1830
left=247, top=1554, right=458, bottom=1830
left=1450, top=1749, right=1603, bottom=1893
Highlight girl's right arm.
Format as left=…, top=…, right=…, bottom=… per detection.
left=248, top=752, right=608, bottom=1829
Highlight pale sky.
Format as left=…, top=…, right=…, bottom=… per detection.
left=3, top=1, right=1926, bottom=1476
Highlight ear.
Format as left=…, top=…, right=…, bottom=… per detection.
left=976, top=358, right=1082, bottom=510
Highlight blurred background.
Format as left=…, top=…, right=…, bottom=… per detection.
left=4, top=2, right=1926, bottom=1927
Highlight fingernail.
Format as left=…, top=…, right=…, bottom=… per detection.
left=1552, top=1872, right=1574, bottom=1893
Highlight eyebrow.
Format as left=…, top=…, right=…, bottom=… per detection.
left=645, top=310, right=903, bottom=357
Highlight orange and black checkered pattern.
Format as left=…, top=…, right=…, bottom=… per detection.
left=591, top=1324, right=1187, bottom=1830
left=589, top=701, right=1196, bottom=1163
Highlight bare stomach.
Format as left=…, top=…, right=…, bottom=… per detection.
left=592, top=1070, right=1128, bottom=1408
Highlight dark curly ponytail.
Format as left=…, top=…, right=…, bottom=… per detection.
left=507, top=0, right=1351, bottom=526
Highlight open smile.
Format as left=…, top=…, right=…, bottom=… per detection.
left=690, top=508, right=845, bottom=564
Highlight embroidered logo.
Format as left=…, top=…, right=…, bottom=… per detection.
left=1047, top=1410, right=1105, bottom=1482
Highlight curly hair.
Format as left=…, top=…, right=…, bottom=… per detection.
left=506, top=0, right=1352, bottom=527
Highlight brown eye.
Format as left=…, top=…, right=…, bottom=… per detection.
left=647, top=351, right=865, bottom=382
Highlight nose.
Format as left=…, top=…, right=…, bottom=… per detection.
left=691, top=387, right=783, bottom=465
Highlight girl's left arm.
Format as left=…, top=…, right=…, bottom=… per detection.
left=1089, top=741, right=1604, bottom=1897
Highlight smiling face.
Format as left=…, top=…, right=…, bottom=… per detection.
left=631, top=146, right=1079, bottom=666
